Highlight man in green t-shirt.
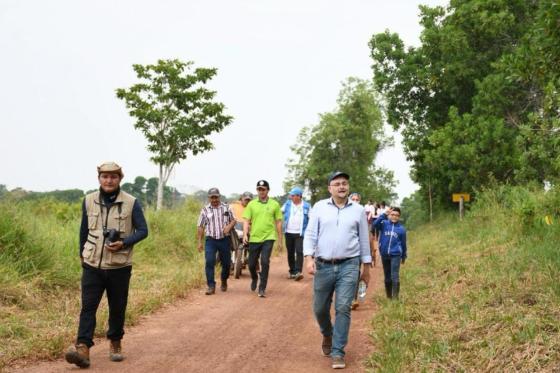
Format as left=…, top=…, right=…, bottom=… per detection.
left=242, top=179, right=283, bottom=298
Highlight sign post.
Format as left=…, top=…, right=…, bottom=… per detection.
left=452, top=193, right=470, bottom=220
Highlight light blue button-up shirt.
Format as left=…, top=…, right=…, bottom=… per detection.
left=303, top=198, right=372, bottom=263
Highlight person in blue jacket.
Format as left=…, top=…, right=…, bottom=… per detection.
left=372, top=206, right=407, bottom=299
left=281, top=186, right=311, bottom=280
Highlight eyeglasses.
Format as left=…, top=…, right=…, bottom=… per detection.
left=329, top=182, right=349, bottom=188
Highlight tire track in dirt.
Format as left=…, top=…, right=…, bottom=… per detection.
left=10, top=255, right=380, bottom=373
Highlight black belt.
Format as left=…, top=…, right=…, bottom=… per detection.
left=316, top=256, right=357, bottom=265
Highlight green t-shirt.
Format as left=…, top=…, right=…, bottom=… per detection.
left=242, top=198, right=283, bottom=243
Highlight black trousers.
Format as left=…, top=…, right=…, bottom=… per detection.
left=77, top=264, right=132, bottom=347
left=285, top=233, right=304, bottom=274
left=248, top=240, right=274, bottom=291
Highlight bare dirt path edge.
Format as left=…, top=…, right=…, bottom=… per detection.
left=10, top=255, right=381, bottom=373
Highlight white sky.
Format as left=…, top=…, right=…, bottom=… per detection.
left=0, top=0, right=447, bottom=202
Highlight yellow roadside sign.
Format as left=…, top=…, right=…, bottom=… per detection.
left=452, top=193, right=471, bottom=202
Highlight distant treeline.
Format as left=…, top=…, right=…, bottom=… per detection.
left=0, top=180, right=288, bottom=207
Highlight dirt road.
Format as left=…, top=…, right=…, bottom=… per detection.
left=11, top=255, right=379, bottom=373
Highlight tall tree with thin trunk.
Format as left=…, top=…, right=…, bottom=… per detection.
left=116, top=59, right=233, bottom=210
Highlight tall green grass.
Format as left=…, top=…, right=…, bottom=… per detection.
left=367, top=185, right=560, bottom=372
left=0, top=198, right=205, bottom=368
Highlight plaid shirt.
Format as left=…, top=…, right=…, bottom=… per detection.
left=197, top=202, right=235, bottom=240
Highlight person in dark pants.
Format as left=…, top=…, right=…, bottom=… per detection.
left=65, top=162, right=148, bottom=368
left=197, top=188, right=236, bottom=295
left=242, top=180, right=283, bottom=298
left=372, top=207, right=407, bottom=299
left=281, top=187, right=311, bottom=281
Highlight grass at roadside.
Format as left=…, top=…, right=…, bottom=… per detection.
left=367, top=186, right=560, bottom=372
left=0, top=198, right=205, bottom=369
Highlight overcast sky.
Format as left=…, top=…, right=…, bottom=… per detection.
left=0, top=0, right=447, bottom=202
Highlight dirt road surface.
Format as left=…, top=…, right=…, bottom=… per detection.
left=10, top=255, right=380, bottom=373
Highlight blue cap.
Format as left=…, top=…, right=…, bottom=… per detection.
left=289, top=187, right=303, bottom=196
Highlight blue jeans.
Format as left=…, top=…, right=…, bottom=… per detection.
left=313, top=256, right=360, bottom=358
left=205, top=237, right=231, bottom=287
left=381, top=255, right=401, bottom=285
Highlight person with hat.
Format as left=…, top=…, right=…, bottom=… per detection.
left=281, top=186, right=311, bottom=281
left=231, top=191, right=253, bottom=230
left=242, top=180, right=283, bottom=298
left=303, top=171, right=372, bottom=370
left=65, top=162, right=148, bottom=368
left=197, top=187, right=236, bottom=295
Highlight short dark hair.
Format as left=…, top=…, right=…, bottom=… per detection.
left=391, top=207, right=401, bottom=214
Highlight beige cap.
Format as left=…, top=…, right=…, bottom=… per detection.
left=97, top=161, right=124, bottom=178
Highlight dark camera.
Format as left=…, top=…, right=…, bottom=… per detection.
left=103, top=228, right=120, bottom=244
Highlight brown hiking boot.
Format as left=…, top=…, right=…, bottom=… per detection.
left=65, top=343, right=90, bottom=368
left=220, top=279, right=228, bottom=292
left=321, top=335, right=332, bottom=356
left=205, top=286, right=215, bottom=295
left=109, top=340, right=124, bottom=362
left=351, top=300, right=359, bottom=310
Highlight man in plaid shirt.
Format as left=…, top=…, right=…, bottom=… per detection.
left=197, top=188, right=236, bottom=295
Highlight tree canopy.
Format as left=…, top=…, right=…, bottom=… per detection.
left=116, top=59, right=233, bottom=210
left=285, top=78, right=396, bottom=203
left=370, top=0, right=560, bottom=206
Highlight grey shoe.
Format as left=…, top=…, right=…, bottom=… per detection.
left=109, top=340, right=124, bottom=362
left=332, top=355, right=346, bottom=369
left=321, top=335, right=332, bottom=356
left=205, top=286, right=215, bottom=295
left=258, top=289, right=266, bottom=298
left=287, top=273, right=297, bottom=279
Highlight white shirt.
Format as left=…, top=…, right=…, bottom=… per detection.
left=286, top=202, right=304, bottom=234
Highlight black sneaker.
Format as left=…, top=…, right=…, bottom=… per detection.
left=258, top=289, right=266, bottom=298
left=250, top=278, right=258, bottom=292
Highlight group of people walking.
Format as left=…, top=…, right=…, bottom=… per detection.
left=64, top=162, right=407, bottom=370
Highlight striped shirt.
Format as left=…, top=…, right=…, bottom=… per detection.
left=197, top=202, right=235, bottom=240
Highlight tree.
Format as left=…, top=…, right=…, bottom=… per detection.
left=116, top=59, right=233, bottom=210
left=285, top=78, right=396, bottom=203
left=369, top=0, right=560, bottom=206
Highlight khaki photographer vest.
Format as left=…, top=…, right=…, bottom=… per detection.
left=82, top=190, right=136, bottom=269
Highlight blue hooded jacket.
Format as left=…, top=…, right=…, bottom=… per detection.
left=372, top=213, right=407, bottom=259
left=282, top=199, right=311, bottom=236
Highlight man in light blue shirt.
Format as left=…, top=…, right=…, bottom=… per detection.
left=303, top=171, right=372, bottom=370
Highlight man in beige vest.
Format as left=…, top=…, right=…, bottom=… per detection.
left=65, top=162, right=148, bottom=368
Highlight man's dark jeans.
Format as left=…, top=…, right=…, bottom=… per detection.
left=248, top=240, right=274, bottom=291
left=77, top=264, right=132, bottom=347
left=285, top=233, right=304, bottom=275
left=204, top=237, right=232, bottom=287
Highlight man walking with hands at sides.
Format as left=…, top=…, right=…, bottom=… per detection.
left=65, top=162, right=148, bottom=368
left=282, top=186, right=311, bottom=281
left=304, top=172, right=372, bottom=370
left=242, top=180, right=283, bottom=298
left=197, top=188, right=236, bottom=295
